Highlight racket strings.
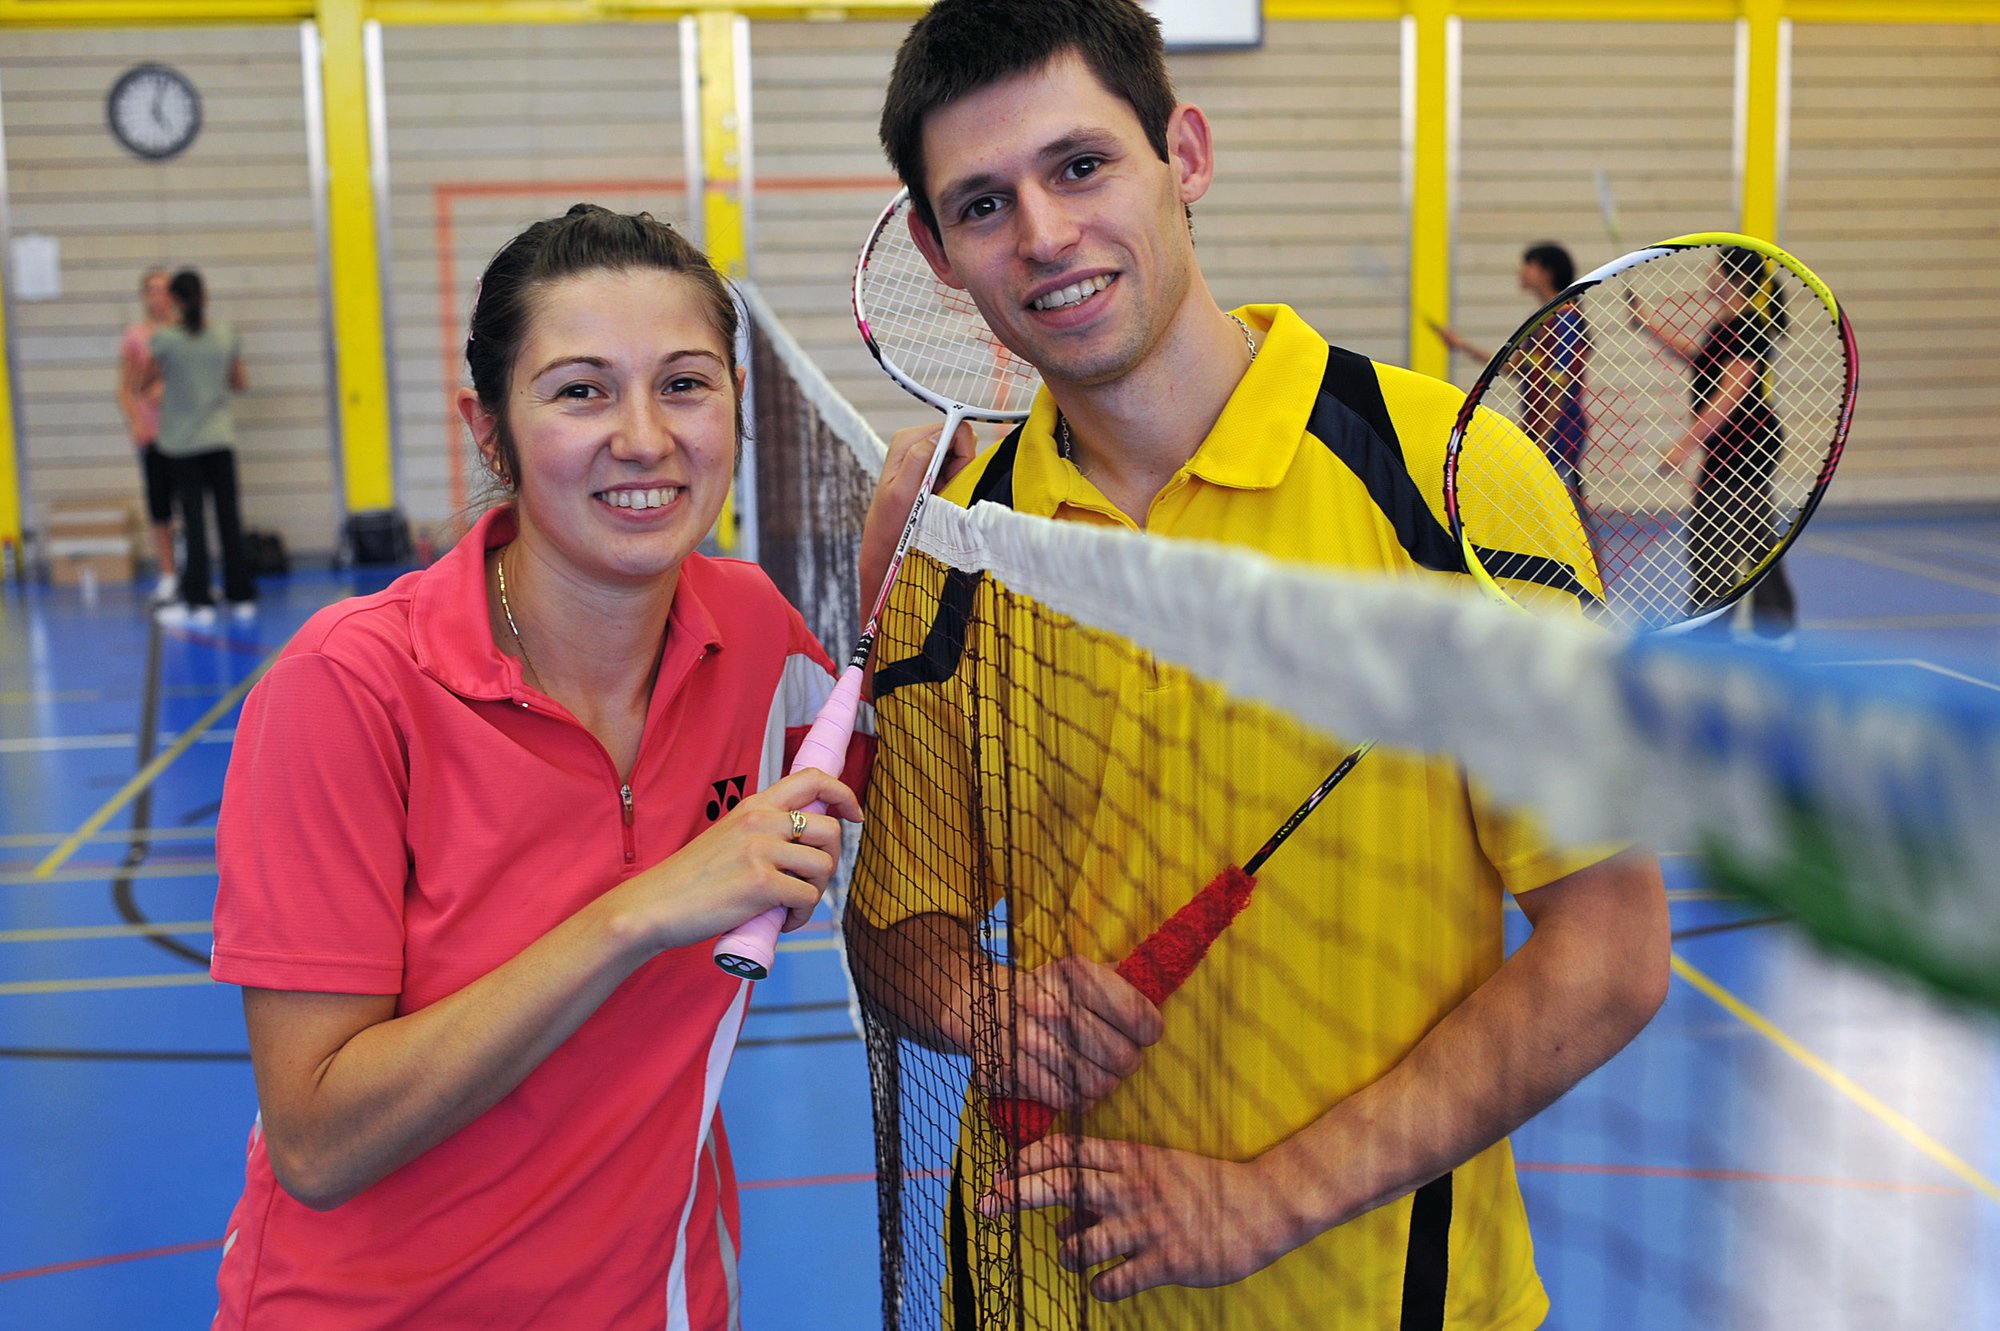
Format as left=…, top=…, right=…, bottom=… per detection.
left=857, top=197, right=1042, bottom=415
left=1464, top=245, right=1850, bottom=629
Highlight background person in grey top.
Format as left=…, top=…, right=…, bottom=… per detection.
left=147, top=268, right=254, bottom=621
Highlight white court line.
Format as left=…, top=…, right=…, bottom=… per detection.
left=1819, top=539, right=2000, bottom=598
left=0, top=730, right=236, bottom=754
left=1816, top=658, right=2000, bottom=695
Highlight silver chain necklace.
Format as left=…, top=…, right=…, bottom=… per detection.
left=1057, top=311, right=1259, bottom=462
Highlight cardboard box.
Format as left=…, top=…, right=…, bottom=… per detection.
left=49, top=549, right=135, bottom=588
left=46, top=500, right=139, bottom=543
left=44, top=504, right=138, bottom=586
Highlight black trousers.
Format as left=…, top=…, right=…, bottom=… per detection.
left=167, top=447, right=255, bottom=606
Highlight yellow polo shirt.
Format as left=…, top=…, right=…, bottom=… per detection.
left=850, top=305, right=1602, bottom=1330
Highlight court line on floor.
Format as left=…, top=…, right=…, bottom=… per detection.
left=0, top=920, right=211, bottom=943
left=0, top=930, right=834, bottom=995
left=1670, top=953, right=2000, bottom=1208
left=0, top=828, right=215, bottom=849
left=0, top=1046, right=246, bottom=1062
left=0, top=1238, right=224, bottom=1285
left=30, top=651, right=275, bottom=880
left=0, top=860, right=219, bottom=886
left=0, top=972, right=214, bottom=996
left=1515, top=1160, right=1971, bottom=1196
left=0, top=730, right=235, bottom=754
left=1813, top=658, right=2000, bottom=694
left=1821, top=540, right=2000, bottom=597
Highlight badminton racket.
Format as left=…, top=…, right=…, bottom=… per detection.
left=987, top=237, right=1856, bottom=1147
left=712, top=189, right=1041, bottom=979
left=1444, top=232, right=1856, bottom=633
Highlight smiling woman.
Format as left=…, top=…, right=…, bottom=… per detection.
left=203, top=205, right=868, bottom=1330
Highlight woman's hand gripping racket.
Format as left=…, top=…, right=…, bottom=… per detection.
left=712, top=189, right=1041, bottom=979
left=1443, top=233, right=1856, bottom=632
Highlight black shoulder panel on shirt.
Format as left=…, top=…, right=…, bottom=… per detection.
left=870, top=424, right=1027, bottom=701
left=1313, top=346, right=1596, bottom=605
left=1310, top=346, right=1469, bottom=576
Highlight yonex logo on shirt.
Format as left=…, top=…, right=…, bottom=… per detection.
left=705, top=775, right=747, bottom=821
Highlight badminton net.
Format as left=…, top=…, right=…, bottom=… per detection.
left=738, top=283, right=2000, bottom=1331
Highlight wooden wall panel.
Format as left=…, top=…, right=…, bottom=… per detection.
left=5, top=12, right=1992, bottom=559
left=377, top=21, right=687, bottom=538
left=1789, top=24, right=2000, bottom=505
left=746, top=18, right=1407, bottom=449
left=2, top=26, right=334, bottom=562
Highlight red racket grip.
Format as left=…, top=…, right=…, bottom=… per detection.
left=984, top=865, right=1258, bottom=1150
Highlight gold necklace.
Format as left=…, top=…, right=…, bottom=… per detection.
left=1057, top=311, right=1260, bottom=462
left=494, top=550, right=541, bottom=688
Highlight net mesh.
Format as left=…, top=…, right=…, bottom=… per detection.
left=854, top=192, right=1043, bottom=418
left=738, top=284, right=2000, bottom=1330
left=1458, top=243, right=1850, bottom=630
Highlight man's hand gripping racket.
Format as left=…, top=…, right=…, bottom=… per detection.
left=712, top=190, right=1041, bottom=979
left=989, top=233, right=1856, bottom=1149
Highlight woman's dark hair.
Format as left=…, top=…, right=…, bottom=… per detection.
left=1719, top=245, right=1789, bottom=335
left=169, top=268, right=206, bottom=335
left=464, top=204, right=741, bottom=490
left=880, top=0, right=1176, bottom=239
left=1521, top=242, right=1576, bottom=292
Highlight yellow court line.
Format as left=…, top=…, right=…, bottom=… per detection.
left=0, top=920, right=212, bottom=944
left=0, top=972, right=213, bottom=997
left=0, top=827, right=217, bottom=849
left=0, top=932, right=828, bottom=995
left=776, top=935, right=839, bottom=954
left=1, top=862, right=220, bottom=887
left=31, top=651, right=277, bottom=880
left=1671, top=954, right=2000, bottom=1208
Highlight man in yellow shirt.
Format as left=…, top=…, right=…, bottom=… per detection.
left=845, top=3, right=1670, bottom=1327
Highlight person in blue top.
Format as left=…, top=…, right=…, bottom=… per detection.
left=1436, top=242, right=1589, bottom=491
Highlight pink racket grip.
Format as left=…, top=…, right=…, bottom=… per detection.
left=712, top=665, right=865, bottom=980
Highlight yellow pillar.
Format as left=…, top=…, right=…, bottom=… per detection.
left=1407, top=0, right=1453, bottom=380
left=697, top=11, right=748, bottom=279
left=0, top=261, right=20, bottom=570
left=317, top=0, right=395, bottom=514
left=695, top=10, right=748, bottom=552
left=1739, top=0, right=1786, bottom=240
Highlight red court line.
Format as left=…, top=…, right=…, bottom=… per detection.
left=741, top=1165, right=947, bottom=1192
left=0, top=1237, right=223, bottom=1284
left=1517, top=1160, right=1972, bottom=1196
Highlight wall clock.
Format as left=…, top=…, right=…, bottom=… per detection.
left=107, top=64, right=202, bottom=161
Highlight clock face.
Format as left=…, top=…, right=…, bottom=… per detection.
left=107, top=64, right=202, bottom=161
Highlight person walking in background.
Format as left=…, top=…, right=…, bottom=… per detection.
left=117, top=267, right=180, bottom=605
left=146, top=267, right=255, bottom=625
left=1436, top=243, right=1590, bottom=492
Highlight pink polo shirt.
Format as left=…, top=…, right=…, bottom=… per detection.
left=121, top=322, right=161, bottom=443
left=210, top=506, right=862, bottom=1330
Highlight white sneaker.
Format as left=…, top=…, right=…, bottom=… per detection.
left=229, top=600, right=258, bottom=623
left=155, top=602, right=217, bottom=628
left=151, top=574, right=179, bottom=606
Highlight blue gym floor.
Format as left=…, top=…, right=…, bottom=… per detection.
left=2, top=512, right=1997, bottom=1329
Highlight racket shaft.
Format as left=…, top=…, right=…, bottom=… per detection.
left=711, top=664, right=865, bottom=978
left=862, top=404, right=967, bottom=633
